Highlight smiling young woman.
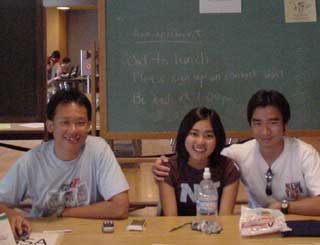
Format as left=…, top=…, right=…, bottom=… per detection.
left=157, top=107, right=240, bottom=216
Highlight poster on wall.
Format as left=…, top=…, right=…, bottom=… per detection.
left=284, top=0, right=317, bottom=23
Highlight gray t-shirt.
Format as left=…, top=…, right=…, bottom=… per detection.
left=0, top=136, right=129, bottom=217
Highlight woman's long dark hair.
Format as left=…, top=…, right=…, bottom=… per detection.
left=175, top=107, right=226, bottom=168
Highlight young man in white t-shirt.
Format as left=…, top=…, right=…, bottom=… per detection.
left=152, top=90, right=320, bottom=215
left=221, top=90, right=320, bottom=215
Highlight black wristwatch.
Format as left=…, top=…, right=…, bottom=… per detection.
left=281, top=199, right=289, bottom=214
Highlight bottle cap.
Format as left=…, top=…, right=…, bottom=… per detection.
left=203, top=167, right=211, bottom=179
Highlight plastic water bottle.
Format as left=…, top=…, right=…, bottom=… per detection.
left=196, top=167, right=220, bottom=234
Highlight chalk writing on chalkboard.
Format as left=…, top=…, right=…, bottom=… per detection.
left=104, top=0, right=320, bottom=135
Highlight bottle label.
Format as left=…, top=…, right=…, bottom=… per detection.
left=197, top=201, right=217, bottom=215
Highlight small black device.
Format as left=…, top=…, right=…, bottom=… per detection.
left=102, top=220, right=114, bottom=233
left=281, top=199, right=289, bottom=214
left=18, top=230, right=29, bottom=241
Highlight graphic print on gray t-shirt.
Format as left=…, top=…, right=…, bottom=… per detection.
left=44, top=178, right=89, bottom=216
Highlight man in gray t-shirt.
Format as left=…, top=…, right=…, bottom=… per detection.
left=0, top=89, right=129, bottom=238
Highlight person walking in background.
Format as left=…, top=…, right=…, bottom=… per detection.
left=47, top=56, right=72, bottom=86
left=47, top=50, right=61, bottom=80
left=60, top=57, right=72, bottom=77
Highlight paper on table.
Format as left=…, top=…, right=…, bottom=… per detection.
left=0, top=213, right=63, bottom=245
left=0, top=213, right=16, bottom=245
left=16, top=232, right=62, bottom=245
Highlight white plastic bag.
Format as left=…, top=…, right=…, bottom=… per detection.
left=239, top=206, right=291, bottom=236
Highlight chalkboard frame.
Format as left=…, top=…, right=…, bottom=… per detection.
left=0, top=0, right=46, bottom=123
left=98, top=0, right=320, bottom=140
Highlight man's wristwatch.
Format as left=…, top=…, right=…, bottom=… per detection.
left=281, top=199, right=289, bottom=214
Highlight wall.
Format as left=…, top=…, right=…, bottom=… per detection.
left=67, top=9, right=97, bottom=67
left=46, top=7, right=67, bottom=58
left=58, top=10, right=67, bottom=57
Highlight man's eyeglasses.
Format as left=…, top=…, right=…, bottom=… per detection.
left=265, top=168, right=273, bottom=196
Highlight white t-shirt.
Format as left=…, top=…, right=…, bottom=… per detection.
left=221, top=137, right=320, bottom=208
left=0, top=136, right=129, bottom=217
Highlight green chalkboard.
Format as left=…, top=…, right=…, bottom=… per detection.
left=104, top=0, right=320, bottom=136
left=0, top=0, right=45, bottom=123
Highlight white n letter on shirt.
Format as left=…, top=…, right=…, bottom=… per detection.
left=180, top=182, right=221, bottom=203
left=180, top=183, right=199, bottom=203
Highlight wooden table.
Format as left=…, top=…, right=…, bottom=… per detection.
left=29, top=215, right=320, bottom=245
left=0, top=123, right=45, bottom=140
